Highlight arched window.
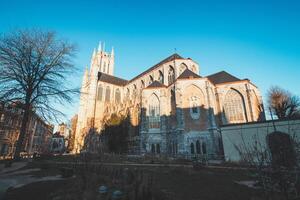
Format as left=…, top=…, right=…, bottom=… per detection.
left=156, top=144, right=160, bottom=154
left=196, top=140, right=201, bottom=154
left=168, top=66, right=175, bottom=84
left=115, top=88, right=121, bottom=103
left=179, top=63, right=188, bottom=74
left=158, top=70, right=164, bottom=84
left=202, top=142, right=207, bottom=154
left=151, top=144, right=155, bottom=154
left=224, top=89, right=247, bottom=123
left=149, top=94, right=160, bottom=129
left=105, top=86, right=110, bottom=102
left=97, top=84, right=103, bottom=101
left=149, top=75, right=154, bottom=85
left=190, top=143, right=195, bottom=154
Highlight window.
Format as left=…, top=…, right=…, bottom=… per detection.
left=105, top=86, right=111, bottom=102
left=190, top=97, right=200, bottom=120
left=97, top=85, right=103, bottom=101
left=141, top=80, right=145, bottom=89
left=115, top=89, right=121, bottom=103
left=149, top=94, right=160, bottom=129
left=196, top=140, right=201, bottom=154
left=151, top=144, right=155, bottom=154
left=158, top=70, right=164, bottom=84
left=202, top=142, right=207, bottom=154
left=224, top=89, right=247, bottom=123
left=168, top=66, right=175, bottom=84
left=190, top=143, right=195, bottom=154
left=156, top=144, right=160, bottom=154
left=132, top=84, right=137, bottom=99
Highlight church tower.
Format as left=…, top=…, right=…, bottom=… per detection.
left=74, top=42, right=114, bottom=153
left=90, top=42, right=114, bottom=76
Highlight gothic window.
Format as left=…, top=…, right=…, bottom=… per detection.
left=156, top=144, right=160, bottom=154
left=190, top=143, right=195, bottom=154
left=149, top=75, right=154, bottom=85
left=196, top=140, right=201, bottom=154
left=158, top=70, right=164, bottom=84
left=224, top=89, right=247, bottom=123
left=179, top=63, right=188, bottom=74
left=190, top=96, right=200, bottom=120
left=168, top=66, right=175, bottom=85
left=148, top=94, right=160, bottom=129
left=97, top=84, right=103, bottom=101
left=202, top=142, right=207, bottom=154
left=115, top=88, right=121, bottom=103
left=105, top=86, right=111, bottom=102
left=151, top=144, right=155, bottom=154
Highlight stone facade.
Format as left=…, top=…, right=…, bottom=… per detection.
left=75, top=43, right=265, bottom=157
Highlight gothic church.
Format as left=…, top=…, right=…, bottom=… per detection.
left=75, top=43, right=264, bottom=157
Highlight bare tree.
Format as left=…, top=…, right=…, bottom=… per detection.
left=268, top=86, right=300, bottom=120
left=0, top=29, right=77, bottom=160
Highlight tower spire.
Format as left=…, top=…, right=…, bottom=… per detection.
left=111, top=46, right=114, bottom=56
left=98, top=41, right=102, bottom=52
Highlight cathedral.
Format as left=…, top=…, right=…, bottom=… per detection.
left=74, top=43, right=265, bottom=157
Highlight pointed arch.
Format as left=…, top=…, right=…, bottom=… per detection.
left=190, top=143, right=195, bottom=154
left=223, top=88, right=247, bottom=123
left=115, top=88, right=121, bottom=103
left=141, top=80, right=145, bottom=89
left=148, top=93, right=160, bottom=129
left=105, top=86, right=111, bottom=102
left=97, top=84, right=103, bottom=101
left=168, top=66, right=175, bottom=84
left=196, top=140, right=201, bottom=154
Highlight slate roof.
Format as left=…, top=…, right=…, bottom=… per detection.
left=129, top=53, right=183, bottom=83
left=206, top=71, right=241, bottom=85
left=177, top=68, right=202, bottom=80
left=145, top=81, right=166, bottom=89
left=98, top=72, right=128, bottom=86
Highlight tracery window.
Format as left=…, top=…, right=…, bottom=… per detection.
left=97, top=84, right=103, bottom=101
left=196, top=140, right=201, bottom=154
left=168, top=66, right=175, bottom=84
left=105, top=86, right=111, bottom=102
left=149, top=94, right=160, bottom=129
left=202, top=142, right=207, bottom=154
left=115, top=88, right=121, bottom=103
left=190, top=143, right=195, bottom=154
left=224, top=89, right=247, bottom=123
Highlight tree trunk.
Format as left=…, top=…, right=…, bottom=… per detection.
left=14, top=103, right=31, bottom=160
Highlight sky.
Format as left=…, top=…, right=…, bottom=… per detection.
left=0, top=0, right=300, bottom=123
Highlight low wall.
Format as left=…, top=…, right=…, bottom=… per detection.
left=221, top=119, right=300, bottom=162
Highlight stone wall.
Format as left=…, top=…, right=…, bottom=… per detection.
left=221, top=119, right=300, bottom=162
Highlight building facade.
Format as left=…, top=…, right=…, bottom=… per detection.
left=0, top=102, right=53, bottom=158
left=75, top=43, right=265, bottom=157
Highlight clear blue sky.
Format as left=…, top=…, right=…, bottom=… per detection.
left=1, top=0, right=300, bottom=122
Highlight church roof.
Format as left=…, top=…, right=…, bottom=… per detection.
left=206, top=71, right=241, bottom=85
left=98, top=72, right=128, bottom=86
left=177, top=68, right=202, bottom=80
left=129, top=53, right=184, bottom=83
left=145, top=81, right=166, bottom=89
